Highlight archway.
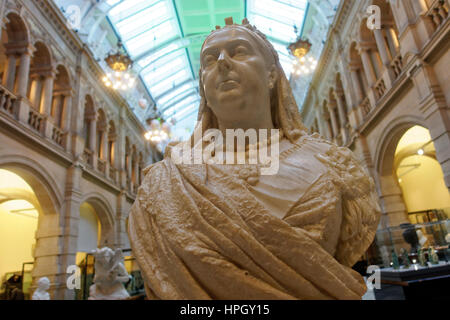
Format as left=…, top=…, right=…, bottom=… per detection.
left=0, top=156, right=64, bottom=299
left=0, top=169, right=39, bottom=300
left=395, top=125, right=450, bottom=221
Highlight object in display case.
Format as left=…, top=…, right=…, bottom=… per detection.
left=418, top=248, right=427, bottom=267
left=391, top=250, right=400, bottom=269
left=429, top=247, right=439, bottom=265
left=400, top=248, right=411, bottom=269
left=401, top=223, right=420, bottom=253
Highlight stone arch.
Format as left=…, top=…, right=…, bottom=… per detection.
left=375, top=115, right=428, bottom=176
left=0, top=155, right=63, bottom=294
left=3, top=11, right=30, bottom=43
left=0, top=154, right=63, bottom=211
left=373, top=115, right=428, bottom=228
left=80, top=193, right=115, bottom=248
left=51, top=65, right=71, bottom=128
left=31, top=41, right=53, bottom=70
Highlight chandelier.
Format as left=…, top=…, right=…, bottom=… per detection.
left=292, top=55, right=318, bottom=76
left=288, top=25, right=317, bottom=76
left=102, top=40, right=135, bottom=90
left=144, top=108, right=171, bottom=145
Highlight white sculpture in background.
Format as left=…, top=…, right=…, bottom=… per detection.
left=88, top=247, right=131, bottom=300
left=32, top=277, right=50, bottom=300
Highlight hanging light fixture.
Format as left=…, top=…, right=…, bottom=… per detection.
left=144, top=106, right=171, bottom=145
left=102, top=40, right=135, bottom=90
left=288, top=25, right=317, bottom=76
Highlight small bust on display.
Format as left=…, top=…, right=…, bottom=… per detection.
left=129, top=18, right=381, bottom=299
left=88, top=247, right=131, bottom=300
left=32, top=277, right=50, bottom=300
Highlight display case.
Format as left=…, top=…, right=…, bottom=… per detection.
left=367, top=209, right=450, bottom=300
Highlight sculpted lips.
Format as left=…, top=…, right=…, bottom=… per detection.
left=217, top=76, right=240, bottom=91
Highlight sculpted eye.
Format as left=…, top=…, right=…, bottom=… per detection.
left=234, top=46, right=249, bottom=57
left=203, top=55, right=217, bottom=66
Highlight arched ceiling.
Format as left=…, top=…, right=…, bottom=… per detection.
left=54, top=0, right=338, bottom=139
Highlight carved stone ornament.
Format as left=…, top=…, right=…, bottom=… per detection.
left=128, top=18, right=381, bottom=300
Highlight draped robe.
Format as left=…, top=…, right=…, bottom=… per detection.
left=128, top=133, right=381, bottom=299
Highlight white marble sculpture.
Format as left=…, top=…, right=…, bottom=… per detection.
left=32, top=277, right=50, bottom=300
left=88, top=247, right=131, bottom=300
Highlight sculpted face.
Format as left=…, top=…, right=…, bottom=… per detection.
left=200, top=27, right=277, bottom=129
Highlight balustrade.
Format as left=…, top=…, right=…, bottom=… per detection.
left=28, top=108, right=44, bottom=133
left=374, top=78, right=387, bottom=100
left=428, top=0, right=449, bottom=31
left=97, top=158, right=106, bottom=175
left=360, top=97, right=371, bottom=119
left=83, top=148, right=93, bottom=166
left=0, top=85, right=17, bottom=116
left=51, top=126, right=65, bottom=147
left=390, top=54, right=403, bottom=79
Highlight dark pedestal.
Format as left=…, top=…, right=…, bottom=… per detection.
left=374, top=262, right=450, bottom=300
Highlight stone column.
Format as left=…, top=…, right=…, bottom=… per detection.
left=334, top=90, right=349, bottom=143
left=29, top=75, right=42, bottom=109
left=89, top=116, right=97, bottom=152
left=360, top=49, right=377, bottom=87
left=40, top=72, right=55, bottom=116
left=349, top=65, right=364, bottom=103
left=134, top=159, right=140, bottom=187
left=15, top=49, right=32, bottom=97
left=61, top=94, right=72, bottom=131
left=385, top=27, right=400, bottom=58
left=411, top=63, right=450, bottom=190
left=373, top=29, right=392, bottom=65
left=51, top=94, right=63, bottom=126
left=327, top=104, right=339, bottom=138
left=2, top=54, right=16, bottom=90
left=58, top=162, right=84, bottom=300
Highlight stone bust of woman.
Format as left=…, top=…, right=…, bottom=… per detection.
left=128, top=18, right=381, bottom=300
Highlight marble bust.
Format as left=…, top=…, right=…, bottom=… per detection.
left=129, top=18, right=381, bottom=300
left=88, top=247, right=131, bottom=300
left=32, top=277, right=50, bottom=300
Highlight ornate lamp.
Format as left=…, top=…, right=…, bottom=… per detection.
left=102, top=40, right=135, bottom=90
left=144, top=107, right=171, bottom=145
left=288, top=26, right=317, bottom=76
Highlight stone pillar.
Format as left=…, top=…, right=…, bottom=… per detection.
left=2, top=54, right=16, bottom=90
left=327, top=104, right=339, bottom=138
left=385, top=27, right=400, bottom=58
left=360, top=49, right=377, bottom=87
left=379, top=175, right=409, bottom=227
left=334, top=90, right=349, bottom=143
left=15, top=49, right=32, bottom=97
left=51, top=94, right=63, bottom=126
left=89, top=117, right=97, bottom=153
left=61, top=95, right=72, bottom=131
left=29, top=75, right=42, bottom=109
left=373, top=29, right=392, bottom=65
left=58, top=162, right=84, bottom=300
left=40, top=72, right=55, bottom=116
left=134, top=159, right=139, bottom=187
left=349, top=67, right=364, bottom=103
left=411, top=63, right=450, bottom=190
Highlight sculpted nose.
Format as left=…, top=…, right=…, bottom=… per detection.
left=217, top=50, right=231, bottom=72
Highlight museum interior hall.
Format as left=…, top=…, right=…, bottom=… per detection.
left=0, top=0, right=449, bottom=300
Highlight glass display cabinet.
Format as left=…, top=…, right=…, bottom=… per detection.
left=367, top=208, right=450, bottom=300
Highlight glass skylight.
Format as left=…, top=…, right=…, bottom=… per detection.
left=105, top=0, right=310, bottom=139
